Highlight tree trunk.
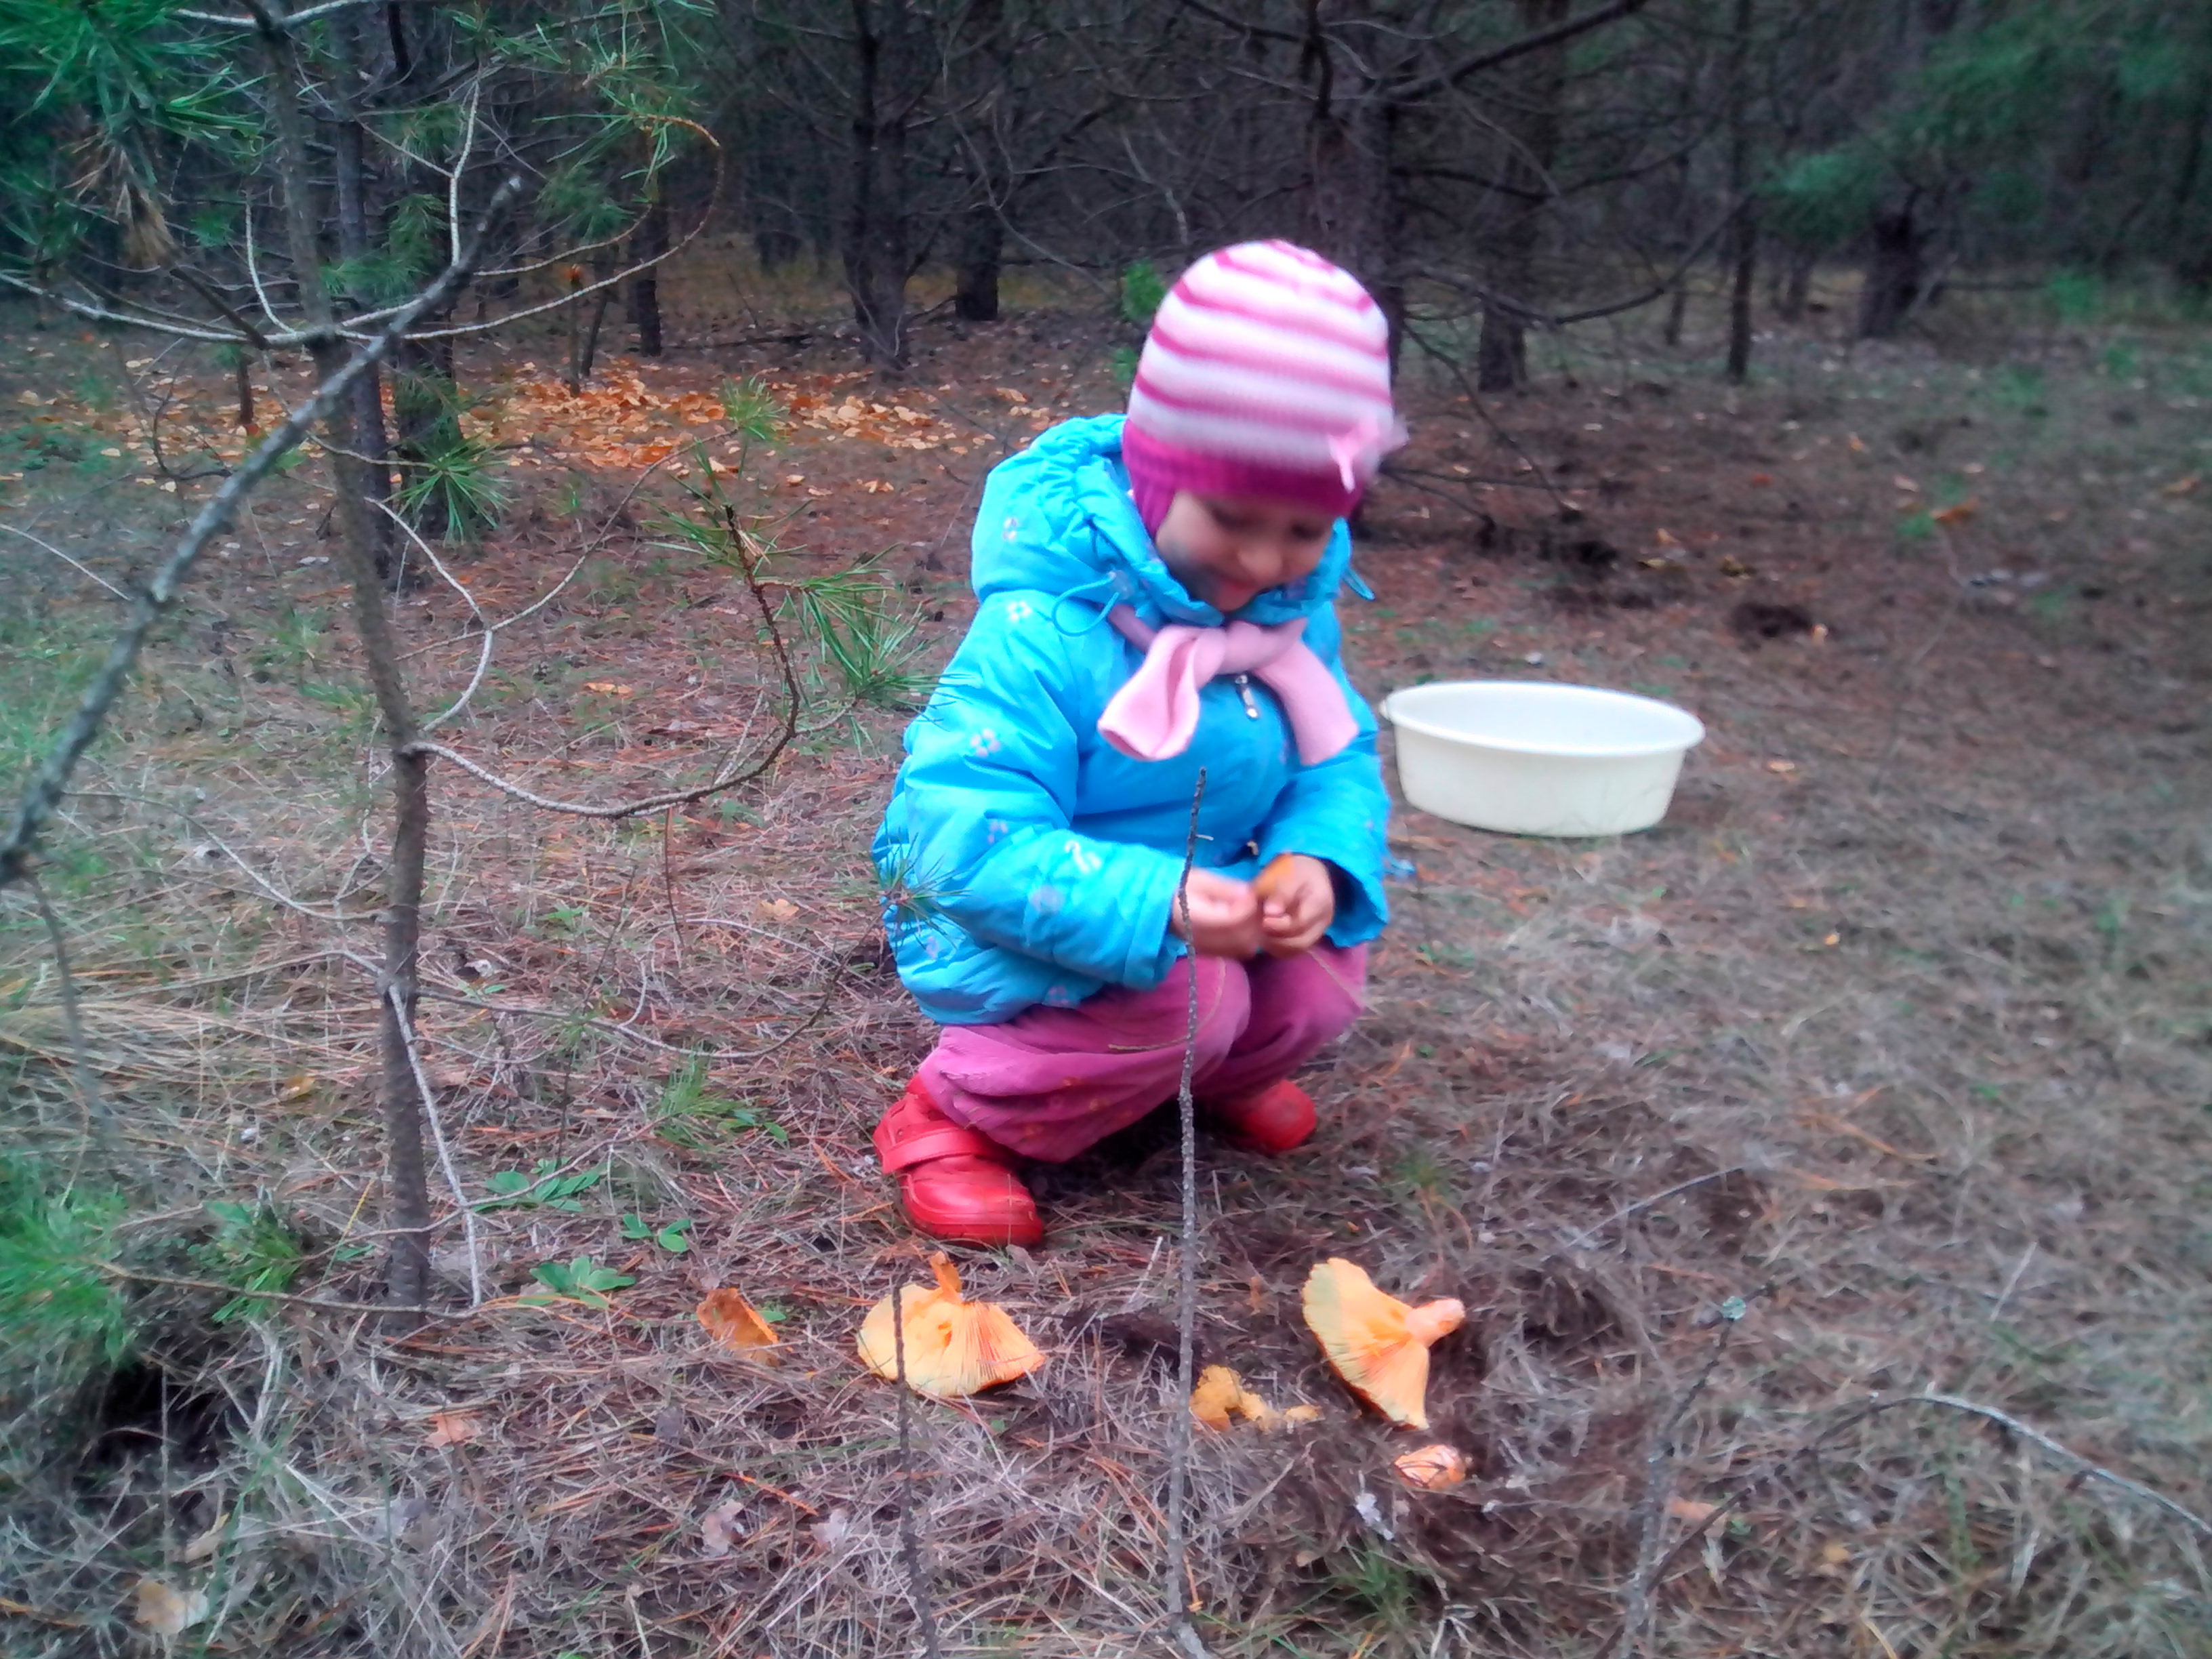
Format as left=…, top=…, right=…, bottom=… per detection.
left=1857, top=201, right=1925, bottom=338
left=1300, top=6, right=1405, bottom=361
left=258, top=5, right=431, bottom=1318
left=1724, top=0, right=1757, bottom=384
left=953, top=203, right=1003, bottom=323
left=630, top=200, right=667, bottom=356
left=842, top=1, right=915, bottom=371
left=1478, top=0, right=1571, bottom=391
left=329, top=9, right=395, bottom=577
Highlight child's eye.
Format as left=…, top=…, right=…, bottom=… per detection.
left=1207, top=504, right=1252, bottom=533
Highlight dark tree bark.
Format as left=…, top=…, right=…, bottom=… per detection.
left=631, top=200, right=668, bottom=355
left=1478, top=0, right=1572, bottom=391
left=954, top=205, right=1004, bottom=321
left=1725, top=0, right=1757, bottom=383
left=329, top=8, right=394, bottom=576
left=842, top=0, right=918, bottom=371
left=1303, top=44, right=1405, bottom=356
left=1857, top=200, right=1925, bottom=338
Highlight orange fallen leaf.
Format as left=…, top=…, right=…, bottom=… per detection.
left=1765, top=759, right=1798, bottom=774
left=757, top=897, right=800, bottom=924
left=697, top=1288, right=781, bottom=1355
left=1931, top=497, right=1978, bottom=526
left=1748, top=472, right=1772, bottom=487
left=1653, top=527, right=1681, bottom=546
left=582, top=681, right=635, bottom=697
left=2162, top=473, right=2200, bottom=496
left=1668, top=1496, right=1721, bottom=1528
left=425, top=1410, right=481, bottom=1448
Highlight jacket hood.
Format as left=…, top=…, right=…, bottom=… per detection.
left=969, top=413, right=1356, bottom=630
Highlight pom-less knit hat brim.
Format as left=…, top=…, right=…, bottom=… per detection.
left=1124, top=240, right=1404, bottom=532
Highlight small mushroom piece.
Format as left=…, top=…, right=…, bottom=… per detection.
left=858, top=1252, right=1044, bottom=1399
left=1393, top=1443, right=1469, bottom=1491
left=1301, top=1258, right=1465, bottom=1431
left=1191, top=1364, right=1293, bottom=1431
left=1189, top=1365, right=1247, bottom=1430
left=697, top=1288, right=780, bottom=1354
left=1252, top=853, right=1300, bottom=904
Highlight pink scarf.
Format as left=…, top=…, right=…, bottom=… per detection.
left=1096, top=605, right=1357, bottom=766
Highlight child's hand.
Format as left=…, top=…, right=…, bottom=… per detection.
left=1169, top=869, right=1265, bottom=959
left=1254, top=853, right=1335, bottom=958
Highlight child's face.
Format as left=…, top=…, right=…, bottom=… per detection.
left=1153, top=491, right=1334, bottom=615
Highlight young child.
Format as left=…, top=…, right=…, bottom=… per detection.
left=871, top=240, right=1402, bottom=1246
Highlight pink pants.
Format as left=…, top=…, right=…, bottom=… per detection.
left=919, top=944, right=1368, bottom=1162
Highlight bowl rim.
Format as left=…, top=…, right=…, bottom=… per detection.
left=1381, top=679, right=1707, bottom=760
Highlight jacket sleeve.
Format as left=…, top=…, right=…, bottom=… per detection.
left=1252, top=604, right=1391, bottom=945
left=881, top=594, right=1189, bottom=989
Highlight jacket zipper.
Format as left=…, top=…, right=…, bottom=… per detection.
left=1232, top=674, right=1260, bottom=719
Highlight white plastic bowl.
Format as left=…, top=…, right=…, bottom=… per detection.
left=1380, top=680, right=1706, bottom=837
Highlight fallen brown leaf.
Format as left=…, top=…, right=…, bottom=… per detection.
left=133, top=1580, right=209, bottom=1637
left=425, top=1410, right=481, bottom=1448
left=700, top=1498, right=745, bottom=1559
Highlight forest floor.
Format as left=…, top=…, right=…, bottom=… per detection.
left=3, top=252, right=2211, bottom=1659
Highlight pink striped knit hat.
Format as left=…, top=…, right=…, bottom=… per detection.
left=1123, top=240, right=1404, bottom=535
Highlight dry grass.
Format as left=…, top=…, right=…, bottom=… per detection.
left=2, top=279, right=2209, bottom=1658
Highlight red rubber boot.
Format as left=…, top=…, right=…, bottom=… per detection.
left=1200, top=1079, right=1318, bottom=1155
left=872, top=1077, right=1044, bottom=1248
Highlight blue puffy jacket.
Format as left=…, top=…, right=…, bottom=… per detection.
left=872, top=414, right=1390, bottom=1025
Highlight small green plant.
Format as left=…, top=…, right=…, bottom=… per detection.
left=876, top=844, right=967, bottom=931
left=197, top=1198, right=304, bottom=1323
left=649, top=1057, right=788, bottom=1148
left=476, top=1160, right=607, bottom=1212
left=523, top=1254, right=634, bottom=1309
left=0, top=1165, right=129, bottom=1448
left=1119, top=259, right=1166, bottom=329
left=718, top=375, right=786, bottom=445
left=619, top=1213, right=695, bottom=1253
left=535, top=903, right=589, bottom=938
left=2045, top=268, right=2102, bottom=324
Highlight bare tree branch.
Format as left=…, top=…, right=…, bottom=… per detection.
left=0, top=177, right=520, bottom=892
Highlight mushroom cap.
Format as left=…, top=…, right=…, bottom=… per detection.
left=1252, top=853, right=1300, bottom=904
left=1394, top=1443, right=1469, bottom=1491
left=1301, top=1258, right=1462, bottom=1431
left=697, top=1288, right=780, bottom=1354
left=859, top=1253, right=1044, bottom=1399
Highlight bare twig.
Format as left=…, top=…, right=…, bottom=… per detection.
left=0, top=524, right=129, bottom=600
left=1164, top=766, right=1213, bottom=1659
left=18, top=874, right=112, bottom=1150
left=890, top=1260, right=945, bottom=1659
left=388, top=984, right=485, bottom=1307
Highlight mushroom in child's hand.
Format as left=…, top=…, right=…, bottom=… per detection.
left=1393, top=1443, right=1469, bottom=1490
left=1301, top=1258, right=1465, bottom=1430
left=859, top=1252, right=1044, bottom=1399
left=1252, top=853, right=1299, bottom=903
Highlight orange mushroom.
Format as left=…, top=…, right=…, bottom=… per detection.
left=697, top=1288, right=780, bottom=1355
left=858, top=1252, right=1044, bottom=1399
left=1393, top=1443, right=1469, bottom=1490
left=1191, top=1366, right=1322, bottom=1431
left=1252, top=853, right=1300, bottom=905
left=1300, top=1258, right=1465, bottom=1431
